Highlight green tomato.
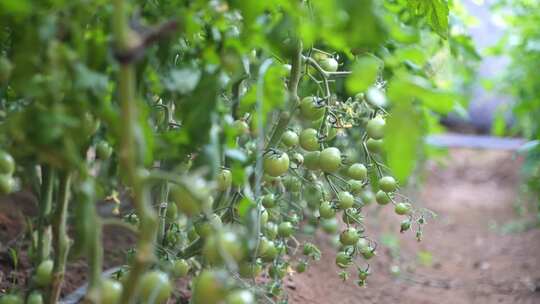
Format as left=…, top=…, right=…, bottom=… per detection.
left=348, top=180, right=363, bottom=195
left=262, top=194, right=276, bottom=208
left=375, top=190, right=391, bottom=205
left=283, top=175, right=301, bottom=192
left=172, top=259, right=190, bottom=278
left=225, top=290, right=255, bottom=304
left=170, top=180, right=211, bottom=217
left=394, top=202, right=412, bottom=215
left=299, top=128, right=320, bottom=151
left=278, top=221, right=294, bottom=238
left=0, top=56, right=13, bottom=83
left=337, top=191, right=354, bottom=209
left=195, top=213, right=222, bottom=239
left=319, top=201, right=335, bottom=219
left=366, top=116, right=385, bottom=140
left=203, top=230, right=245, bottom=265
left=366, top=138, right=383, bottom=154
left=96, top=141, right=113, bottom=160
left=379, top=176, right=397, bottom=192
left=360, top=190, right=375, bottom=205
left=0, top=174, right=14, bottom=195
left=101, top=279, right=122, bottom=304
left=0, top=151, right=15, bottom=175
left=342, top=208, right=362, bottom=224
left=299, top=97, right=325, bottom=121
left=348, top=163, right=367, bottom=180
left=360, top=246, right=376, bottom=259
left=319, top=57, right=339, bottom=72
left=335, top=252, right=352, bottom=269
left=296, top=260, right=308, bottom=273
left=165, top=203, right=177, bottom=221
left=34, top=259, right=53, bottom=287
left=303, top=151, right=320, bottom=170
left=400, top=219, right=412, bottom=232
left=321, top=218, right=338, bottom=234
left=258, top=238, right=278, bottom=262
left=139, top=271, right=172, bottom=304
left=238, top=262, right=262, bottom=278
left=339, top=228, right=360, bottom=246
left=233, top=120, right=250, bottom=136
left=259, top=207, right=269, bottom=227
left=0, top=295, right=22, bottom=304
left=264, top=222, right=278, bottom=240
left=319, top=147, right=341, bottom=173
left=263, top=152, right=289, bottom=177
left=269, top=264, right=287, bottom=279
left=217, top=169, right=232, bottom=191
left=191, top=270, right=227, bottom=304
left=282, top=130, right=299, bottom=148
left=26, top=292, right=43, bottom=304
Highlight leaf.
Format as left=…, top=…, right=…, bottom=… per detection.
left=384, top=100, right=422, bottom=182
left=408, top=0, right=449, bottom=39
left=345, top=56, right=381, bottom=94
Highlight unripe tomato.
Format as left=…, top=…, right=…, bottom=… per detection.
left=233, top=120, right=250, bottom=136
left=348, top=180, right=363, bottom=195
left=238, top=262, right=262, bottom=278
left=26, top=292, right=43, bottom=304
left=262, top=194, right=276, bottom=208
left=269, top=264, right=287, bottom=279
left=319, top=147, right=341, bottom=173
left=379, top=176, right=397, bottom=192
left=195, top=213, right=222, bottom=239
left=191, top=270, right=227, bottom=304
left=278, top=221, right=294, bottom=238
left=321, top=218, right=338, bottom=234
left=366, top=116, right=385, bottom=140
left=299, top=97, right=325, bottom=121
left=203, top=230, right=245, bottom=265
left=357, top=238, right=369, bottom=250
left=258, top=238, right=278, bottom=262
left=319, top=201, right=335, bottom=219
left=347, top=163, right=367, bottom=180
left=319, top=57, right=339, bottom=72
left=0, top=295, right=22, bottom=304
left=366, top=87, right=387, bottom=107
left=366, top=138, right=383, bottom=154
left=282, top=130, right=299, bottom=148
left=342, top=208, right=362, bottom=224
left=375, top=190, right=391, bottom=205
left=217, top=169, right=232, bottom=191
left=259, top=207, right=269, bottom=227
left=394, top=202, right=412, bottom=215
left=96, top=141, right=113, bottom=160
left=360, top=246, right=376, bottom=259
left=337, top=191, right=354, bottom=209
left=283, top=175, right=301, bottom=192
left=303, top=151, right=320, bottom=170
left=335, top=252, right=352, bottom=268
left=165, top=202, right=177, bottom=222
left=339, top=228, right=360, bottom=246
left=263, top=152, right=289, bottom=177
left=400, top=219, right=412, bottom=232
left=360, top=190, right=375, bottom=205
left=264, top=222, right=278, bottom=240
left=225, top=290, right=255, bottom=304
left=139, top=271, right=172, bottom=304
left=299, top=128, right=320, bottom=151
left=34, top=259, right=53, bottom=287
left=172, top=259, right=190, bottom=277
left=0, top=175, right=14, bottom=195
left=0, top=56, right=13, bottom=83
left=101, top=279, right=122, bottom=304
left=0, top=151, right=15, bottom=175
left=170, top=179, right=211, bottom=216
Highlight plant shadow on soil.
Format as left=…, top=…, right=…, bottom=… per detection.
left=1, top=148, right=539, bottom=304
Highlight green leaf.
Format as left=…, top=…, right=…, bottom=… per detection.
left=408, top=0, right=449, bottom=39
left=345, top=56, right=381, bottom=94
left=384, top=100, right=422, bottom=183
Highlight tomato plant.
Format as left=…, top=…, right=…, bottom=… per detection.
left=0, top=0, right=470, bottom=303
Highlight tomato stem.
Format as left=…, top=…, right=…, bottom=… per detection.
left=36, top=165, right=55, bottom=264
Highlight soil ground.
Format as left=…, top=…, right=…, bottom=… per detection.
left=1, top=148, right=539, bottom=303
left=288, top=148, right=540, bottom=304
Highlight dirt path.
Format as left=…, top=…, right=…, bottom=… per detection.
left=288, top=148, right=540, bottom=304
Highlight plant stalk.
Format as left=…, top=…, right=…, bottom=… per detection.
left=36, top=165, right=55, bottom=264
left=49, top=171, right=73, bottom=304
